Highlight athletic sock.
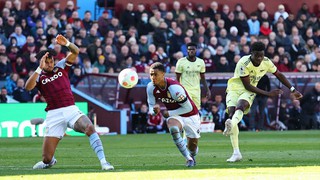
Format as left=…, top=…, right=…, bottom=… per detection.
left=231, top=109, right=244, bottom=128
left=48, top=156, right=56, bottom=165
left=230, top=125, right=240, bottom=152
left=169, top=126, right=192, bottom=160
left=89, top=132, right=106, bottom=164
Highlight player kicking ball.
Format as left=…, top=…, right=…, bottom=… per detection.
left=223, top=41, right=303, bottom=162
left=146, top=62, right=200, bottom=167
left=25, top=34, right=114, bottom=170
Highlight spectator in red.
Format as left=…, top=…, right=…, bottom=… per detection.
left=260, top=21, right=272, bottom=36
left=147, top=104, right=164, bottom=133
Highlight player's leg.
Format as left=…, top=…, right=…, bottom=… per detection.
left=187, top=137, right=198, bottom=164
left=33, top=137, right=59, bottom=169
left=227, top=99, right=250, bottom=162
left=33, top=110, right=65, bottom=170
left=166, top=118, right=193, bottom=163
left=184, top=114, right=201, bottom=166
left=72, top=114, right=114, bottom=170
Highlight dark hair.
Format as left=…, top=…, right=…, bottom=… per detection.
left=150, top=62, right=165, bottom=72
left=35, top=49, right=57, bottom=60
left=251, top=42, right=265, bottom=52
left=187, top=42, right=197, bottom=48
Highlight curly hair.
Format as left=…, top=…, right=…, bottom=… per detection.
left=35, top=48, right=57, bottom=60
left=251, top=41, right=265, bottom=52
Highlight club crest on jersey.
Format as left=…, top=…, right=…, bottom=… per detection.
left=53, top=67, right=59, bottom=73
left=167, top=91, right=171, bottom=98
left=240, top=66, right=245, bottom=75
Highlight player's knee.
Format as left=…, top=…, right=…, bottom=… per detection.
left=85, top=124, right=95, bottom=136
left=42, top=154, right=53, bottom=164
left=169, top=126, right=180, bottom=134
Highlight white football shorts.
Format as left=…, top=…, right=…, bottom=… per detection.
left=167, top=114, right=201, bottom=138
left=44, top=105, right=84, bottom=139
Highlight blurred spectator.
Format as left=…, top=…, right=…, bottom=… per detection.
left=70, top=66, right=82, bottom=85
left=146, top=104, right=164, bottom=133
left=97, top=10, right=109, bottom=37
left=202, top=48, right=215, bottom=72
left=259, top=21, right=272, bottom=36
left=289, top=36, right=307, bottom=61
left=195, top=4, right=206, bottom=19
left=12, top=0, right=25, bottom=23
left=64, top=0, right=76, bottom=19
left=12, top=55, right=28, bottom=78
left=92, top=55, right=106, bottom=73
left=82, top=11, right=93, bottom=31
left=206, top=1, right=219, bottom=22
left=300, top=82, right=320, bottom=129
left=132, top=103, right=148, bottom=134
left=52, top=1, right=62, bottom=19
left=136, top=13, right=153, bottom=37
left=247, top=12, right=260, bottom=36
left=274, top=4, right=289, bottom=22
left=0, top=54, right=12, bottom=80
left=171, top=1, right=181, bottom=20
left=297, top=3, right=311, bottom=19
left=38, top=1, right=47, bottom=18
left=216, top=56, right=230, bottom=72
left=0, top=87, right=8, bottom=103
left=275, top=28, right=291, bottom=51
left=13, top=78, right=34, bottom=102
left=288, top=99, right=302, bottom=130
left=207, top=103, right=223, bottom=131
left=5, top=73, right=19, bottom=95
left=120, top=2, right=137, bottom=31
left=234, top=12, right=249, bottom=36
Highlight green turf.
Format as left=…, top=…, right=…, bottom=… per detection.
left=0, top=130, right=319, bottom=178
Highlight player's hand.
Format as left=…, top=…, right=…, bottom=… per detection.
left=267, top=89, right=283, bottom=97
left=39, top=52, right=49, bottom=69
left=162, top=110, right=169, bottom=118
left=291, top=90, right=303, bottom=100
left=55, top=34, right=68, bottom=46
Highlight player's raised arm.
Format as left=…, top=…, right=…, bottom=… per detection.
left=25, top=52, right=49, bottom=91
left=55, top=34, right=79, bottom=65
left=273, top=70, right=303, bottom=99
left=166, top=84, right=193, bottom=116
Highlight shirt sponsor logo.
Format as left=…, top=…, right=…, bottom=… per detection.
left=158, top=98, right=176, bottom=103
left=41, top=72, right=63, bottom=84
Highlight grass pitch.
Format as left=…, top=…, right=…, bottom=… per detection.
left=0, top=130, right=319, bottom=179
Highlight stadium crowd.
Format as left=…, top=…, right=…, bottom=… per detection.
left=0, top=0, right=319, bottom=130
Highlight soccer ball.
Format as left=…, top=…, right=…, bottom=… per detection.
left=118, top=68, right=138, bottom=89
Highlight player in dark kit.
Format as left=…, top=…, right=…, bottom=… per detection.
left=146, top=62, right=201, bottom=167
left=25, top=34, right=114, bottom=170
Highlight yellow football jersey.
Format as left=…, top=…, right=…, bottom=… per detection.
left=227, top=55, right=277, bottom=91
left=175, top=57, right=205, bottom=91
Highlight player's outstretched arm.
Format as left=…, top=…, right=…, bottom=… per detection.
left=25, top=52, right=49, bottom=91
left=273, top=71, right=303, bottom=100
left=55, top=34, right=79, bottom=64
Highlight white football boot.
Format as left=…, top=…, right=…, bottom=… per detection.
left=226, top=153, right=242, bottom=162
left=101, top=162, right=114, bottom=170
left=33, top=158, right=57, bottom=169
left=223, top=119, right=232, bottom=136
